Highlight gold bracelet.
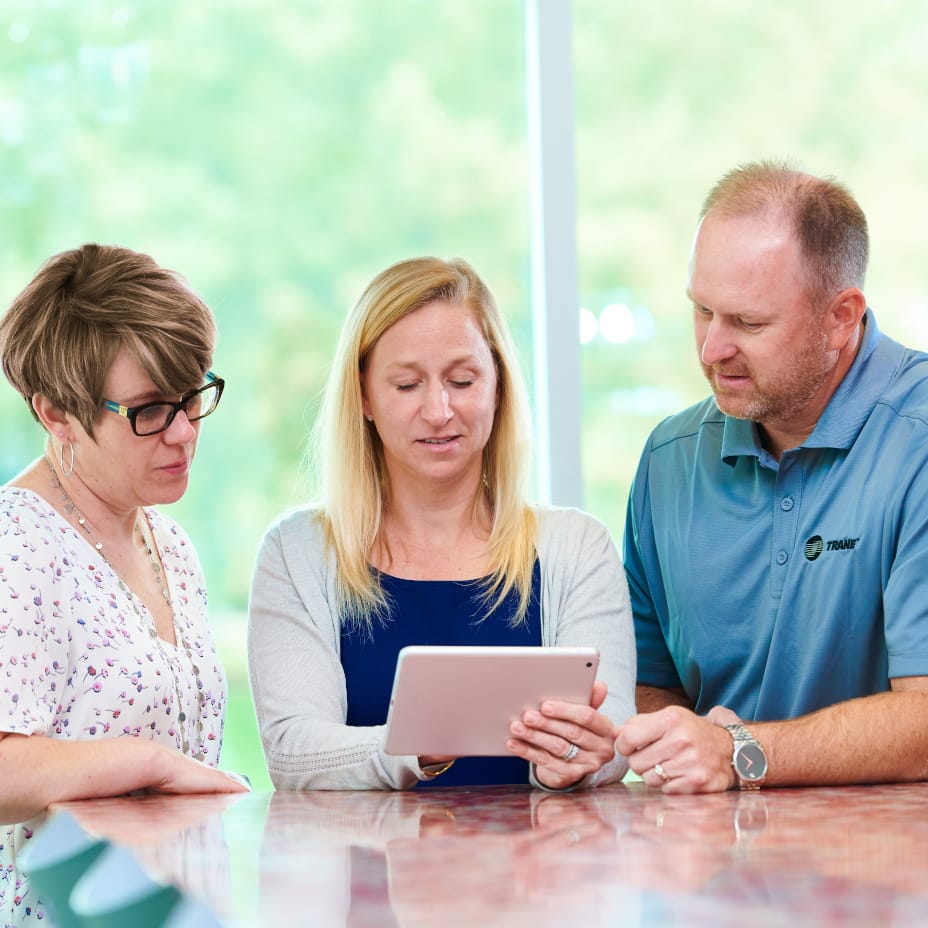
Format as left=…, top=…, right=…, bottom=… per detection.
left=421, top=759, right=456, bottom=779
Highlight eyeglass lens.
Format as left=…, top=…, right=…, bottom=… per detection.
left=133, top=382, right=222, bottom=436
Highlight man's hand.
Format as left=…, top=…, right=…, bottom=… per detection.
left=615, top=705, right=737, bottom=793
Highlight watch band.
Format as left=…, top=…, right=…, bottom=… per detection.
left=725, top=723, right=767, bottom=790
left=726, top=722, right=754, bottom=745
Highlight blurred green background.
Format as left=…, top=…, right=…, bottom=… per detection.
left=3, top=0, right=928, bottom=792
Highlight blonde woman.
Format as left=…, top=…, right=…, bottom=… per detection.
left=248, top=257, right=635, bottom=790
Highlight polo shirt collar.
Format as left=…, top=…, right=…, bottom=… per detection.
left=720, top=307, right=887, bottom=465
left=803, top=307, right=887, bottom=450
left=720, top=416, right=763, bottom=465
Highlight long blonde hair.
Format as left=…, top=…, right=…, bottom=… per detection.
left=314, top=256, right=537, bottom=630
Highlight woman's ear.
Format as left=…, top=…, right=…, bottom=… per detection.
left=31, top=393, right=73, bottom=442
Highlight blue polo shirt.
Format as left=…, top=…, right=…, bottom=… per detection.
left=624, top=310, right=928, bottom=720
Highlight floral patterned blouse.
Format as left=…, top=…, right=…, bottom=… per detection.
left=0, top=486, right=228, bottom=926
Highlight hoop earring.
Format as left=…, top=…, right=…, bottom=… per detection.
left=59, top=440, right=75, bottom=478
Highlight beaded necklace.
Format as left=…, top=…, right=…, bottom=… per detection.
left=43, top=455, right=207, bottom=760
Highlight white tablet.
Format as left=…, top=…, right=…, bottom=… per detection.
left=383, top=645, right=600, bottom=757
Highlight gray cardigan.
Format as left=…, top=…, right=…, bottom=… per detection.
left=247, top=504, right=635, bottom=790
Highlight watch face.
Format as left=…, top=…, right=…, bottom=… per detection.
left=734, top=742, right=767, bottom=782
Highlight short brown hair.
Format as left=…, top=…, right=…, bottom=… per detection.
left=700, top=159, right=869, bottom=308
left=0, top=243, right=216, bottom=435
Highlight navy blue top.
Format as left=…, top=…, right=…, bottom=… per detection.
left=340, top=561, right=542, bottom=786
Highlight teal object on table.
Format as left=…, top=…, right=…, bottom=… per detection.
left=69, top=843, right=182, bottom=928
left=69, top=841, right=226, bottom=927
left=19, top=810, right=108, bottom=928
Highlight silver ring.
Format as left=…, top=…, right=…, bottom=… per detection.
left=562, top=742, right=580, bottom=762
left=653, top=762, right=670, bottom=782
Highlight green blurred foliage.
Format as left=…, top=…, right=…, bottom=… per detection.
left=1, top=0, right=528, bottom=790
left=3, top=0, right=928, bottom=789
left=574, top=0, right=928, bottom=535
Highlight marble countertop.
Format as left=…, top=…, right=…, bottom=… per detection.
left=35, top=780, right=928, bottom=926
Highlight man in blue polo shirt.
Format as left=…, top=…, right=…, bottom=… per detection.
left=615, top=160, right=928, bottom=792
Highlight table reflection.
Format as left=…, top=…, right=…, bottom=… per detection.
left=3, top=794, right=243, bottom=927
left=38, top=781, right=928, bottom=928
left=258, top=787, right=635, bottom=928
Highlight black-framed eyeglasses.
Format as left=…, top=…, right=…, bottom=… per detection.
left=102, top=371, right=225, bottom=437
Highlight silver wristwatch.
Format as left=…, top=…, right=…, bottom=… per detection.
left=725, top=722, right=767, bottom=790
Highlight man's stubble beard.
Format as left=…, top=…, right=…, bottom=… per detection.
left=704, top=328, right=833, bottom=424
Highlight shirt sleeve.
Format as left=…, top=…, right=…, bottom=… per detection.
left=623, top=435, right=685, bottom=692
left=882, top=450, right=928, bottom=680
left=247, top=512, right=420, bottom=790
left=536, top=507, right=636, bottom=787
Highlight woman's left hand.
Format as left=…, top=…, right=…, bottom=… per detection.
left=506, top=680, right=617, bottom=789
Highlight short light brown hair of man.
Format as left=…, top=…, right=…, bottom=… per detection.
left=700, top=159, right=869, bottom=310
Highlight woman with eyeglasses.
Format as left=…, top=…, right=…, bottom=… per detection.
left=248, top=256, right=635, bottom=791
left=0, top=244, right=248, bottom=830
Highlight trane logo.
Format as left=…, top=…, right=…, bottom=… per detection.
left=804, top=535, right=860, bottom=561
left=826, top=538, right=859, bottom=551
